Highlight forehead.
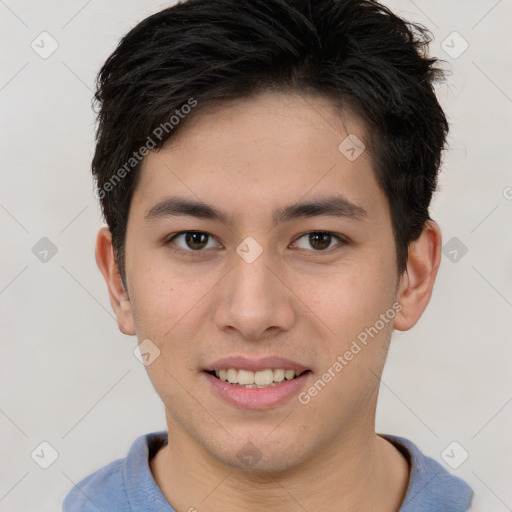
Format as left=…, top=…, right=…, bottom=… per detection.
left=130, top=91, right=388, bottom=225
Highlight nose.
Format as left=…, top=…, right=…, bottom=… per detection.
left=213, top=245, right=296, bottom=341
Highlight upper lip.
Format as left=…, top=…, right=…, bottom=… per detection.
left=205, top=356, right=310, bottom=373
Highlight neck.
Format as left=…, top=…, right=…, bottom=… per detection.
left=150, top=416, right=410, bottom=512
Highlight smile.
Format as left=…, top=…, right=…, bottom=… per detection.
left=209, top=368, right=307, bottom=388
left=204, top=368, right=312, bottom=409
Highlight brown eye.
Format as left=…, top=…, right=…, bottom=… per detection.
left=168, top=231, right=219, bottom=251
left=293, top=232, right=344, bottom=251
left=308, top=232, right=331, bottom=250
left=184, top=232, right=209, bottom=250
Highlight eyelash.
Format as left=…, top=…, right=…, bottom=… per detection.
left=165, top=231, right=348, bottom=257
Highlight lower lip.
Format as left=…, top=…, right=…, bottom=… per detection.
left=204, top=371, right=312, bottom=410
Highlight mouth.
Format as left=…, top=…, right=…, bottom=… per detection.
left=203, top=360, right=313, bottom=409
left=203, top=356, right=312, bottom=409
left=205, top=368, right=311, bottom=388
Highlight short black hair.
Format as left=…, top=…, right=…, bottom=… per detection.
left=92, top=0, right=448, bottom=284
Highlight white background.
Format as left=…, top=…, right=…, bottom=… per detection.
left=1, top=1, right=511, bottom=510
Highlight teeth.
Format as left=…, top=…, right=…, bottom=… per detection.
left=273, top=368, right=285, bottom=382
left=255, top=369, right=274, bottom=385
left=284, top=369, right=295, bottom=380
left=213, top=368, right=303, bottom=386
left=238, top=369, right=254, bottom=385
left=226, top=369, right=238, bottom=383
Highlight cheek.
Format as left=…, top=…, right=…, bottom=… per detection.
left=300, top=254, right=397, bottom=405
left=302, top=255, right=396, bottom=338
left=127, top=260, right=211, bottom=375
left=129, top=274, right=200, bottom=406
left=127, top=252, right=204, bottom=335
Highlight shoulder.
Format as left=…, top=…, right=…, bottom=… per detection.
left=62, top=431, right=169, bottom=512
left=381, top=434, right=474, bottom=512
left=62, top=457, right=128, bottom=511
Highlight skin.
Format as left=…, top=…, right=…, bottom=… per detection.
left=96, top=91, right=442, bottom=512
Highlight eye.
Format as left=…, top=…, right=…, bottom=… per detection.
left=292, top=231, right=346, bottom=251
left=165, top=230, right=347, bottom=256
left=167, top=231, right=221, bottom=252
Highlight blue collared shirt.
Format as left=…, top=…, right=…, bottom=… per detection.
left=62, top=431, right=473, bottom=511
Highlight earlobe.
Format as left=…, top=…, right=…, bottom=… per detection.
left=393, top=220, right=442, bottom=331
left=95, top=226, right=136, bottom=336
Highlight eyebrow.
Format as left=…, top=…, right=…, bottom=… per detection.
left=144, top=195, right=368, bottom=226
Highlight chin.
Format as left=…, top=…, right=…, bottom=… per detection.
left=207, top=431, right=311, bottom=475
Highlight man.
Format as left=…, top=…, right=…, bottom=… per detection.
left=63, top=0, right=474, bottom=510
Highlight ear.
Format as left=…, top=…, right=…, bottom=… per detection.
left=394, top=220, right=442, bottom=331
left=95, top=226, right=136, bottom=336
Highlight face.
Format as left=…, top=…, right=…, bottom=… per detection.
left=122, top=91, right=402, bottom=471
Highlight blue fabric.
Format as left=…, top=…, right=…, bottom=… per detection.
left=62, top=431, right=473, bottom=511
left=380, top=434, right=473, bottom=512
